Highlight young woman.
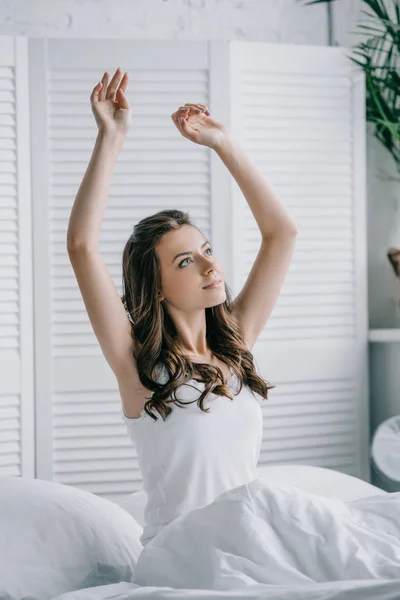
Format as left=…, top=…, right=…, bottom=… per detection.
left=67, top=67, right=298, bottom=549
left=66, top=70, right=400, bottom=589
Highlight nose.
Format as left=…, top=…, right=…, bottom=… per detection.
left=204, top=262, right=221, bottom=279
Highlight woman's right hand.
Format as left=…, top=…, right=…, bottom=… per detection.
left=90, top=67, right=132, bottom=138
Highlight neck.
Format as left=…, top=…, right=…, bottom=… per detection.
left=182, top=349, right=213, bottom=362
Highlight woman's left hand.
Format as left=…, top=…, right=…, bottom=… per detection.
left=171, top=103, right=230, bottom=150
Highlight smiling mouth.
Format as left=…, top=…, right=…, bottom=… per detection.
left=203, top=279, right=222, bottom=289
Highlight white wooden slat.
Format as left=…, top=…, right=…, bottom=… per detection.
left=0, top=61, right=18, bottom=364
left=0, top=36, right=35, bottom=479
left=0, top=49, right=15, bottom=472
left=48, top=61, right=210, bottom=359
left=225, top=41, right=369, bottom=480
left=30, top=39, right=218, bottom=496
left=258, top=377, right=357, bottom=469
left=231, top=51, right=354, bottom=339
left=242, top=91, right=355, bottom=342
left=52, top=391, right=141, bottom=498
left=0, top=396, right=20, bottom=476
left=260, top=401, right=358, bottom=480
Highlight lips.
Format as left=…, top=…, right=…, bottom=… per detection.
left=203, top=279, right=222, bottom=289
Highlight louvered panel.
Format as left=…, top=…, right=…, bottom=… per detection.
left=48, top=67, right=210, bottom=358
left=31, top=40, right=212, bottom=491
left=0, top=62, right=18, bottom=476
left=52, top=389, right=143, bottom=500
left=229, top=42, right=368, bottom=480
left=0, top=65, right=18, bottom=355
left=258, top=379, right=357, bottom=470
left=0, top=39, right=35, bottom=479
left=238, top=69, right=355, bottom=342
left=0, top=396, right=21, bottom=476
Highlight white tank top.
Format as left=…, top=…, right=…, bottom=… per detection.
left=121, top=363, right=264, bottom=547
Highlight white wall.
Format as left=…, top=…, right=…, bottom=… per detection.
left=4, top=1, right=327, bottom=43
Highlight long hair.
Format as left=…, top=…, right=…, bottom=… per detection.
left=120, top=209, right=275, bottom=422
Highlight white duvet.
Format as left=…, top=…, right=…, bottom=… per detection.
left=133, top=477, right=400, bottom=588
left=52, top=477, right=400, bottom=600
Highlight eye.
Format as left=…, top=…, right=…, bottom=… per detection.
left=179, top=246, right=213, bottom=268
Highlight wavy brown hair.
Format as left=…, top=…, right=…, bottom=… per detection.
left=120, top=209, right=275, bottom=422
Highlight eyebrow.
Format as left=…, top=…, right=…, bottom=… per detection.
left=172, top=240, right=210, bottom=264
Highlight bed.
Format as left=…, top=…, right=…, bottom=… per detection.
left=2, top=464, right=400, bottom=600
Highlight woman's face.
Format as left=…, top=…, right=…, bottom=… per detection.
left=156, top=225, right=226, bottom=310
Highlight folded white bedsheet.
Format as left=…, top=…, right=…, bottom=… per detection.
left=133, top=477, right=400, bottom=590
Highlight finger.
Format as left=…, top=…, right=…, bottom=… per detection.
left=181, top=105, right=209, bottom=117
left=183, top=103, right=210, bottom=114
left=99, top=72, right=108, bottom=101
left=176, top=107, right=190, bottom=118
left=198, top=104, right=210, bottom=115
left=106, top=67, right=124, bottom=101
left=177, top=114, right=188, bottom=131
left=177, top=113, right=193, bottom=132
left=118, top=72, right=129, bottom=95
left=117, top=87, right=129, bottom=111
left=181, top=104, right=203, bottom=114
left=90, top=81, right=103, bottom=104
left=171, top=106, right=190, bottom=123
left=176, top=116, right=197, bottom=142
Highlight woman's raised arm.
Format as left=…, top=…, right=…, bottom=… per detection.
left=66, top=68, right=140, bottom=380
left=67, top=67, right=132, bottom=249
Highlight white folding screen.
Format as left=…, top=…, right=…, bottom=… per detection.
left=228, top=41, right=369, bottom=480
left=0, top=37, right=369, bottom=500
left=0, top=37, right=35, bottom=479
left=29, top=40, right=225, bottom=504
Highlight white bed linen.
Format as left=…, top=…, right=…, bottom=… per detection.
left=132, top=478, right=400, bottom=589
left=50, top=579, right=400, bottom=600
left=48, top=472, right=400, bottom=600
left=21, top=466, right=399, bottom=600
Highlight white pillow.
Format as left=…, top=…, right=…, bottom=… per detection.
left=255, top=465, right=388, bottom=501
left=0, top=476, right=143, bottom=600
